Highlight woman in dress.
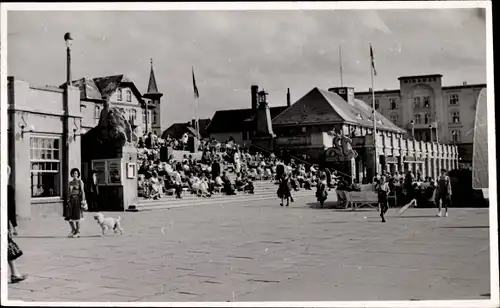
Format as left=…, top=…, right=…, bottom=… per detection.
left=65, top=168, right=87, bottom=238
left=277, top=174, right=292, bottom=207
left=7, top=165, right=27, bottom=283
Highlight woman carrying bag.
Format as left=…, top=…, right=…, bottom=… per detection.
left=6, top=166, right=27, bottom=284
left=64, top=168, right=88, bottom=238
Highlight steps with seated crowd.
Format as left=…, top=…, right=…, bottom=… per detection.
left=136, top=172, right=315, bottom=211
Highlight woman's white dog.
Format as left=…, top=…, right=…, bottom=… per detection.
left=93, top=213, right=124, bottom=236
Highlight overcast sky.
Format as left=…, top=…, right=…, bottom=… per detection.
left=7, top=8, right=487, bottom=129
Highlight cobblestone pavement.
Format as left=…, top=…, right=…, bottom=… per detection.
left=7, top=196, right=492, bottom=303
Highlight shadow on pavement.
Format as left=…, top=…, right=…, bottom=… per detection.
left=16, top=235, right=102, bottom=239
left=392, top=216, right=440, bottom=219
left=436, top=226, right=489, bottom=229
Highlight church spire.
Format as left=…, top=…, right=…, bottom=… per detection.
left=146, top=58, right=161, bottom=95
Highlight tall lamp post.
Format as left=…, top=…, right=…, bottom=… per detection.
left=63, top=32, right=73, bottom=202
left=429, top=124, right=433, bottom=142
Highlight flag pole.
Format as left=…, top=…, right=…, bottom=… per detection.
left=339, top=44, right=344, bottom=87
left=192, top=66, right=200, bottom=141
left=370, top=44, right=378, bottom=177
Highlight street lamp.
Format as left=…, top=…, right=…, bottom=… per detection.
left=62, top=32, right=73, bottom=205
left=64, top=32, right=73, bottom=85
left=410, top=120, right=415, bottom=140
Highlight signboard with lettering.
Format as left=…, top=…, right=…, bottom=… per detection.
left=385, top=156, right=398, bottom=164
left=351, top=137, right=365, bottom=147
left=403, top=156, right=425, bottom=163
left=275, top=136, right=310, bottom=146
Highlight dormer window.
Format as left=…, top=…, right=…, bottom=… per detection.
left=126, top=89, right=132, bottom=102
left=117, top=89, right=123, bottom=101
left=356, top=113, right=362, bottom=120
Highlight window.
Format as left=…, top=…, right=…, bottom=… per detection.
left=30, top=137, right=61, bottom=198
left=375, top=99, right=380, bottom=110
left=451, top=111, right=460, bottom=123
left=414, top=114, right=421, bottom=124
left=117, top=89, right=123, bottom=101
left=126, top=90, right=132, bottom=102
left=390, top=114, right=398, bottom=124
left=128, top=109, right=137, bottom=124
left=94, top=105, right=101, bottom=120
left=449, top=94, right=459, bottom=105
left=152, top=111, right=157, bottom=124
left=424, top=113, right=430, bottom=124
left=451, top=129, right=461, bottom=142
left=413, top=97, right=421, bottom=108
left=423, top=96, right=430, bottom=108
left=389, top=98, right=397, bottom=110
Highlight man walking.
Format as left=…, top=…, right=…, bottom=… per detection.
left=87, top=170, right=100, bottom=212
left=436, top=169, right=452, bottom=217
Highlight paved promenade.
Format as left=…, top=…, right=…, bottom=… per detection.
left=7, top=196, right=491, bottom=303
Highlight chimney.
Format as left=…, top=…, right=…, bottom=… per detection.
left=191, top=119, right=195, bottom=127
left=328, top=87, right=355, bottom=105
left=286, top=88, right=291, bottom=107
left=251, top=85, right=259, bottom=110
left=463, top=81, right=467, bottom=86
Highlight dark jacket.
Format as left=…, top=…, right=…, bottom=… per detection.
left=8, top=185, right=17, bottom=228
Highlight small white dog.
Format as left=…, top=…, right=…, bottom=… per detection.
left=93, top=212, right=124, bottom=236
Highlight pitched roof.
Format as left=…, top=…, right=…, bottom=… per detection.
left=145, top=59, right=161, bottom=95
left=162, top=118, right=211, bottom=139
left=207, top=106, right=288, bottom=134
left=61, top=75, right=144, bottom=103
left=68, top=78, right=102, bottom=100
left=272, top=87, right=405, bottom=133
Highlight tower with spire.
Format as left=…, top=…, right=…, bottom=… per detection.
left=143, top=58, right=163, bottom=135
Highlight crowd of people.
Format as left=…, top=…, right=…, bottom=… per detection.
left=135, top=132, right=339, bottom=201
left=135, top=131, right=453, bottom=224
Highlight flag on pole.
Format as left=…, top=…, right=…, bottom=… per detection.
left=192, top=67, right=199, bottom=99
left=370, top=44, right=377, bottom=76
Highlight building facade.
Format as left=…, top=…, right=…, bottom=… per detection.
left=354, top=74, right=485, bottom=169
left=206, top=85, right=290, bottom=146
left=272, top=86, right=458, bottom=182
left=7, top=77, right=82, bottom=218
left=7, top=63, right=163, bottom=219
left=68, top=62, right=163, bottom=136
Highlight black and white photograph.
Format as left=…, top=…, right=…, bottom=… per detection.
left=1, top=1, right=497, bottom=307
